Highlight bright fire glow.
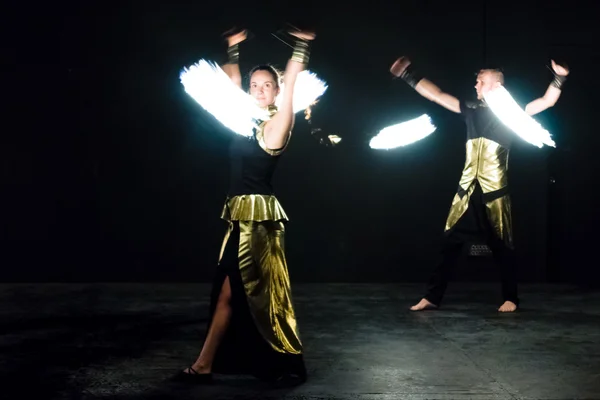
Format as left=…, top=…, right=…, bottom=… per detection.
left=369, top=114, right=436, bottom=149
left=483, top=86, right=555, bottom=148
left=180, top=59, right=328, bottom=137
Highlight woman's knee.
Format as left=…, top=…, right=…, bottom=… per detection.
left=217, top=277, right=232, bottom=307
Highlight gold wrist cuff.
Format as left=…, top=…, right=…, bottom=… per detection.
left=290, top=39, right=310, bottom=64
left=227, top=44, right=239, bottom=64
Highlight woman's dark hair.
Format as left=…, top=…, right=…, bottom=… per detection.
left=247, top=64, right=283, bottom=89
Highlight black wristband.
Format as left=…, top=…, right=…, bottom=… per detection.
left=550, top=73, right=566, bottom=90
left=227, top=44, right=239, bottom=64
left=400, top=64, right=423, bottom=89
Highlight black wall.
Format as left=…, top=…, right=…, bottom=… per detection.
left=3, top=1, right=599, bottom=285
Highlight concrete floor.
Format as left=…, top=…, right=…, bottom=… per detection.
left=1, top=282, right=599, bottom=399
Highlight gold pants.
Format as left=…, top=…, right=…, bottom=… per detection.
left=220, top=219, right=303, bottom=355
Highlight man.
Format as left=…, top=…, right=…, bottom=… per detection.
left=390, top=57, right=569, bottom=312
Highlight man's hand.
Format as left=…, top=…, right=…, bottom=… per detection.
left=390, top=57, right=411, bottom=78
left=524, top=60, right=569, bottom=115
left=551, top=59, right=569, bottom=76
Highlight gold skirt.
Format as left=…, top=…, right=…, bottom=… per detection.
left=219, top=194, right=302, bottom=355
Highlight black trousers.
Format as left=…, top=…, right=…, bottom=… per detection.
left=424, top=183, right=519, bottom=306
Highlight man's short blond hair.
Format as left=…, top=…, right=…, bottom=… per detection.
left=479, top=69, right=505, bottom=84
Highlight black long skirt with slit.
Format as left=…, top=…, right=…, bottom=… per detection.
left=207, top=222, right=306, bottom=381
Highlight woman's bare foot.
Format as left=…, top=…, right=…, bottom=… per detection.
left=410, top=298, right=438, bottom=311
left=172, top=364, right=213, bottom=383
left=498, top=300, right=517, bottom=312
left=183, top=362, right=211, bottom=375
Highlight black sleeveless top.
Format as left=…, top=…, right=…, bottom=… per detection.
left=460, top=100, right=514, bottom=149
left=227, top=122, right=282, bottom=196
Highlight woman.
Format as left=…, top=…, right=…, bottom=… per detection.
left=175, top=27, right=314, bottom=384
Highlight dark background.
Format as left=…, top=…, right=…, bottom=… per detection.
left=4, top=1, right=599, bottom=285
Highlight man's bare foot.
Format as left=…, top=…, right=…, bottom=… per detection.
left=410, top=298, right=438, bottom=311
left=498, top=300, right=517, bottom=312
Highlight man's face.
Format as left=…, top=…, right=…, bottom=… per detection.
left=474, top=71, right=502, bottom=100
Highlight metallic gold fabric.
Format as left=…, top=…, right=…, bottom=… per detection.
left=221, top=195, right=289, bottom=222
left=473, top=139, right=509, bottom=194
left=219, top=194, right=301, bottom=354
left=445, top=185, right=476, bottom=233
left=256, top=121, right=291, bottom=156
left=486, top=194, right=514, bottom=248
left=444, top=137, right=513, bottom=247
left=252, top=105, right=291, bottom=156
left=226, top=44, right=239, bottom=64
left=290, top=39, right=310, bottom=64
left=237, top=220, right=302, bottom=354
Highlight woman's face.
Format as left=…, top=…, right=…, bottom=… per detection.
left=249, top=70, right=280, bottom=108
